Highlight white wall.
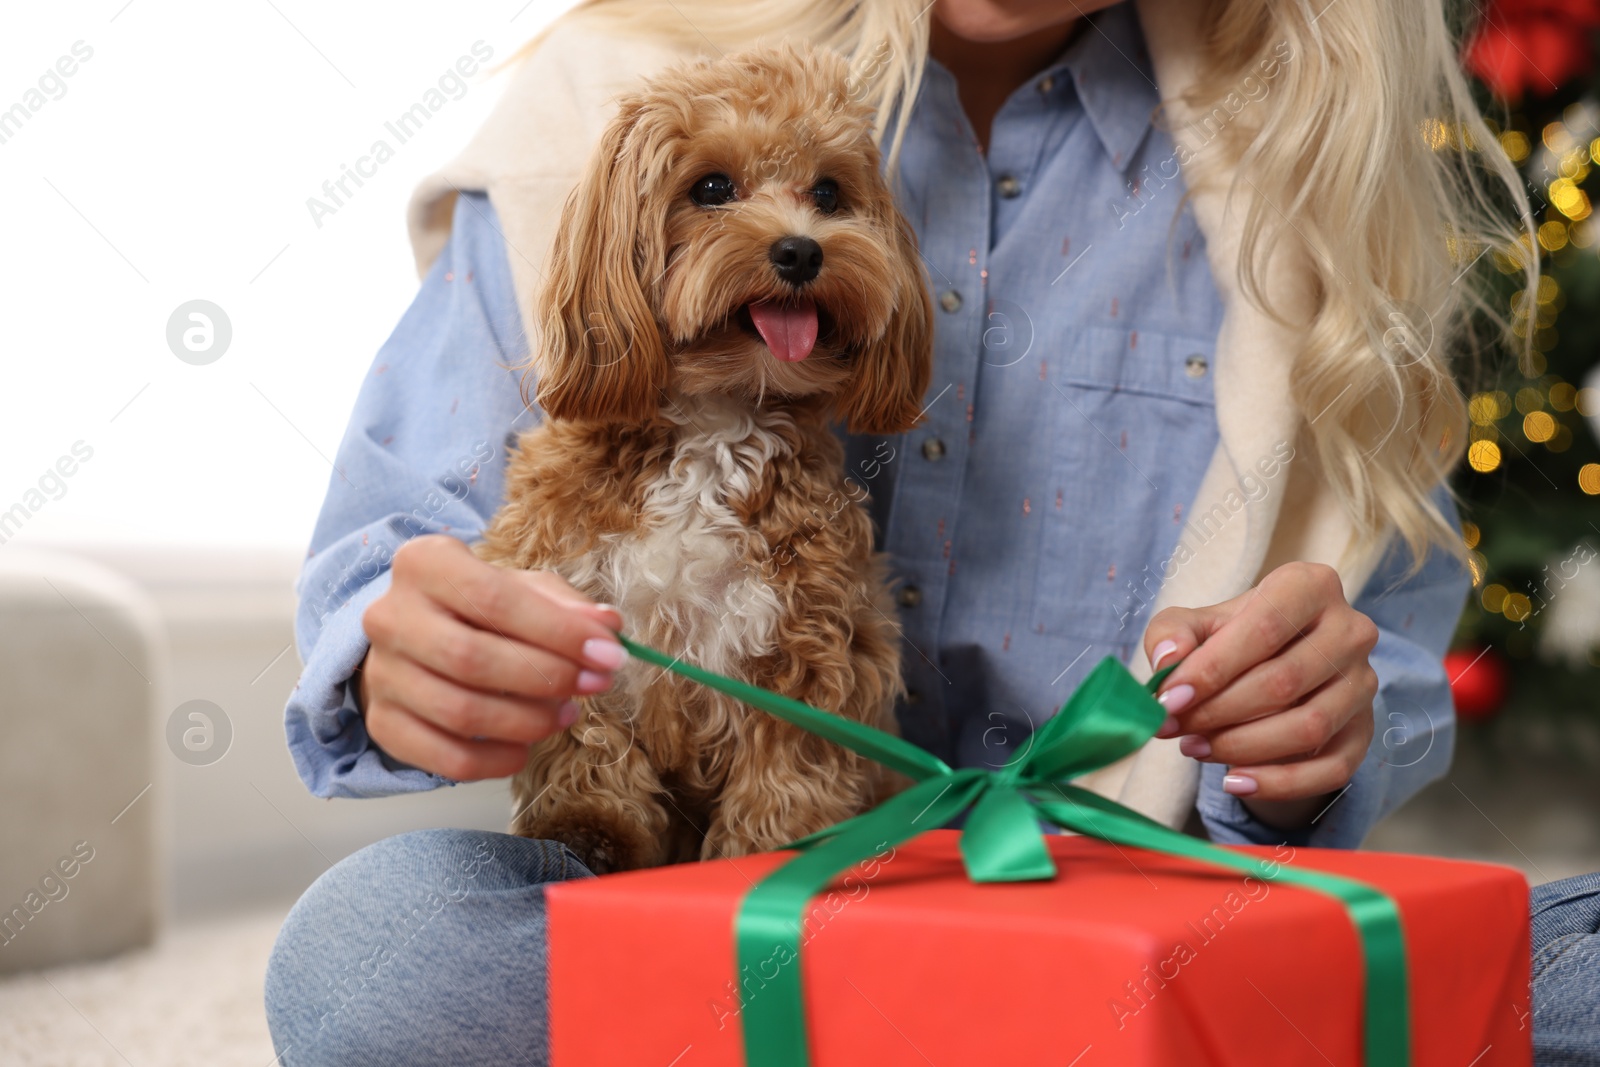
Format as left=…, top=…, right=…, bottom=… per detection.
left=0, top=0, right=578, bottom=552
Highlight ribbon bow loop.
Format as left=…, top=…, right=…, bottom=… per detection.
left=1013, top=656, right=1171, bottom=787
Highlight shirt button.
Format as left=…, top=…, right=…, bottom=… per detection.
left=1038, top=75, right=1055, bottom=94
left=1185, top=354, right=1210, bottom=378
left=938, top=290, right=962, bottom=313
left=897, top=584, right=923, bottom=608
left=996, top=174, right=1021, bottom=199
left=921, top=437, right=946, bottom=461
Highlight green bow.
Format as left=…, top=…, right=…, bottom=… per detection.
left=617, top=636, right=1409, bottom=1067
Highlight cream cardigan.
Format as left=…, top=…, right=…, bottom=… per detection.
left=406, top=0, right=1388, bottom=831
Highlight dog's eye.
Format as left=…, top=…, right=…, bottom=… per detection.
left=690, top=173, right=737, bottom=207
left=811, top=179, right=840, bottom=214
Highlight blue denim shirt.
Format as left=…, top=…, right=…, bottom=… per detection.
left=286, top=3, right=1467, bottom=848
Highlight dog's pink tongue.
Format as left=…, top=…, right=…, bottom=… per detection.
left=748, top=300, right=818, bottom=362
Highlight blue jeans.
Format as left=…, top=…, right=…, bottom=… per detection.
left=1533, top=872, right=1600, bottom=1066
left=267, top=829, right=1600, bottom=1066
left=265, top=829, right=592, bottom=1067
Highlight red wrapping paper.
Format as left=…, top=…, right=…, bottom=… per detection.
left=549, top=830, right=1531, bottom=1066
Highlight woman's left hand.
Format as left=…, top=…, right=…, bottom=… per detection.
left=1141, top=561, right=1381, bottom=829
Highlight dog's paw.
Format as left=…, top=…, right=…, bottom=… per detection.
left=518, top=811, right=660, bottom=875
left=559, top=826, right=631, bottom=875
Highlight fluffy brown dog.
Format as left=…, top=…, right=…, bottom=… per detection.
left=474, top=44, right=933, bottom=874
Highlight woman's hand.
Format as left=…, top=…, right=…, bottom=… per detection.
left=356, top=535, right=627, bottom=782
left=1141, top=561, right=1381, bottom=830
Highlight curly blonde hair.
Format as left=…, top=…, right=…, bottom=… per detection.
left=519, top=0, right=1537, bottom=565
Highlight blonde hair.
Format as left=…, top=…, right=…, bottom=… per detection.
left=518, top=0, right=1537, bottom=566
left=1179, top=0, right=1537, bottom=569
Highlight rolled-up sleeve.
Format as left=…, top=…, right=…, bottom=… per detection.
left=1198, top=489, right=1470, bottom=848
left=285, top=191, right=534, bottom=798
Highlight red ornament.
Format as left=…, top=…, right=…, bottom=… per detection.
left=1445, top=646, right=1511, bottom=721
left=1464, top=0, right=1600, bottom=102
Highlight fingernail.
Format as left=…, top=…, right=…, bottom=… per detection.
left=1223, top=773, right=1258, bottom=796
left=576, top=670, right=613, bottom=694
left=557, top=700, right=580, bottom=727
left=1178, top=734, right=1212, bottom=759
left=582, top=638, right=628, bottom=670
left=1151, top=640, right=1179, bottom=670
left=1154, top=714, right=1181, bottom=739
left=1156, top=683, right=1194, bottom=714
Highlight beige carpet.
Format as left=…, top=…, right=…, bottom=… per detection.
left=0, top=906, right=289, bottom=1067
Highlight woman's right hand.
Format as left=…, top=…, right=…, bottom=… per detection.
left=356, top=534, right=627, bottom=781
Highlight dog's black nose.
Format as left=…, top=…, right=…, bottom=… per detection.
left=769, top=235, right=823, bottom=285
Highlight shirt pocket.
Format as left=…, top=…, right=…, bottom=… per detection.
left=1030, top=326, right=1219, bottom=643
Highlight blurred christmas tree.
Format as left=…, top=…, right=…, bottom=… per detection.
left=1447, top=0, right=1600, bottom=722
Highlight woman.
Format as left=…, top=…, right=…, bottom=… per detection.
left=267, top=1, right=1585, bottom=1064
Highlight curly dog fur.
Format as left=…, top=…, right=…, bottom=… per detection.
left=474, top=44, right=932, bottom=874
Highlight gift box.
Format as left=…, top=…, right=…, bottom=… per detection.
left=547, top=638, right=1532, bottom=1066
left=548, top=831, right=1530, bottom=1066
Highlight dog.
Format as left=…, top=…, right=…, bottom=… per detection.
left=474, top=44, right=933, bottom=874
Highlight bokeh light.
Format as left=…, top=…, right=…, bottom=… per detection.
left=1524, top=410, right=1556, bottom=442
left=1502, top=593, right=1533, bottom=622
left=1481, top=583, right=1508, bottom=612
left=1469, top=439, right=1503, bottom=472
left=1537, top=221, right=1570, bottom=251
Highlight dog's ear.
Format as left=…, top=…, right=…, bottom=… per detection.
left=836, top=190, right=934, bottom=435
left=531, top=98, right=669, bottom=423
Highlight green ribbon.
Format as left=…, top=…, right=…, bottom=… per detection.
left=617, top=636, right=1409, bottom=1067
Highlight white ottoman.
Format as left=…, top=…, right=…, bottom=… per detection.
left=0, top=549, right=164, bottom=974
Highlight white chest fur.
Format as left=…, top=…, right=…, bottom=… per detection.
left=573, top=395, right=791, bottom=676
